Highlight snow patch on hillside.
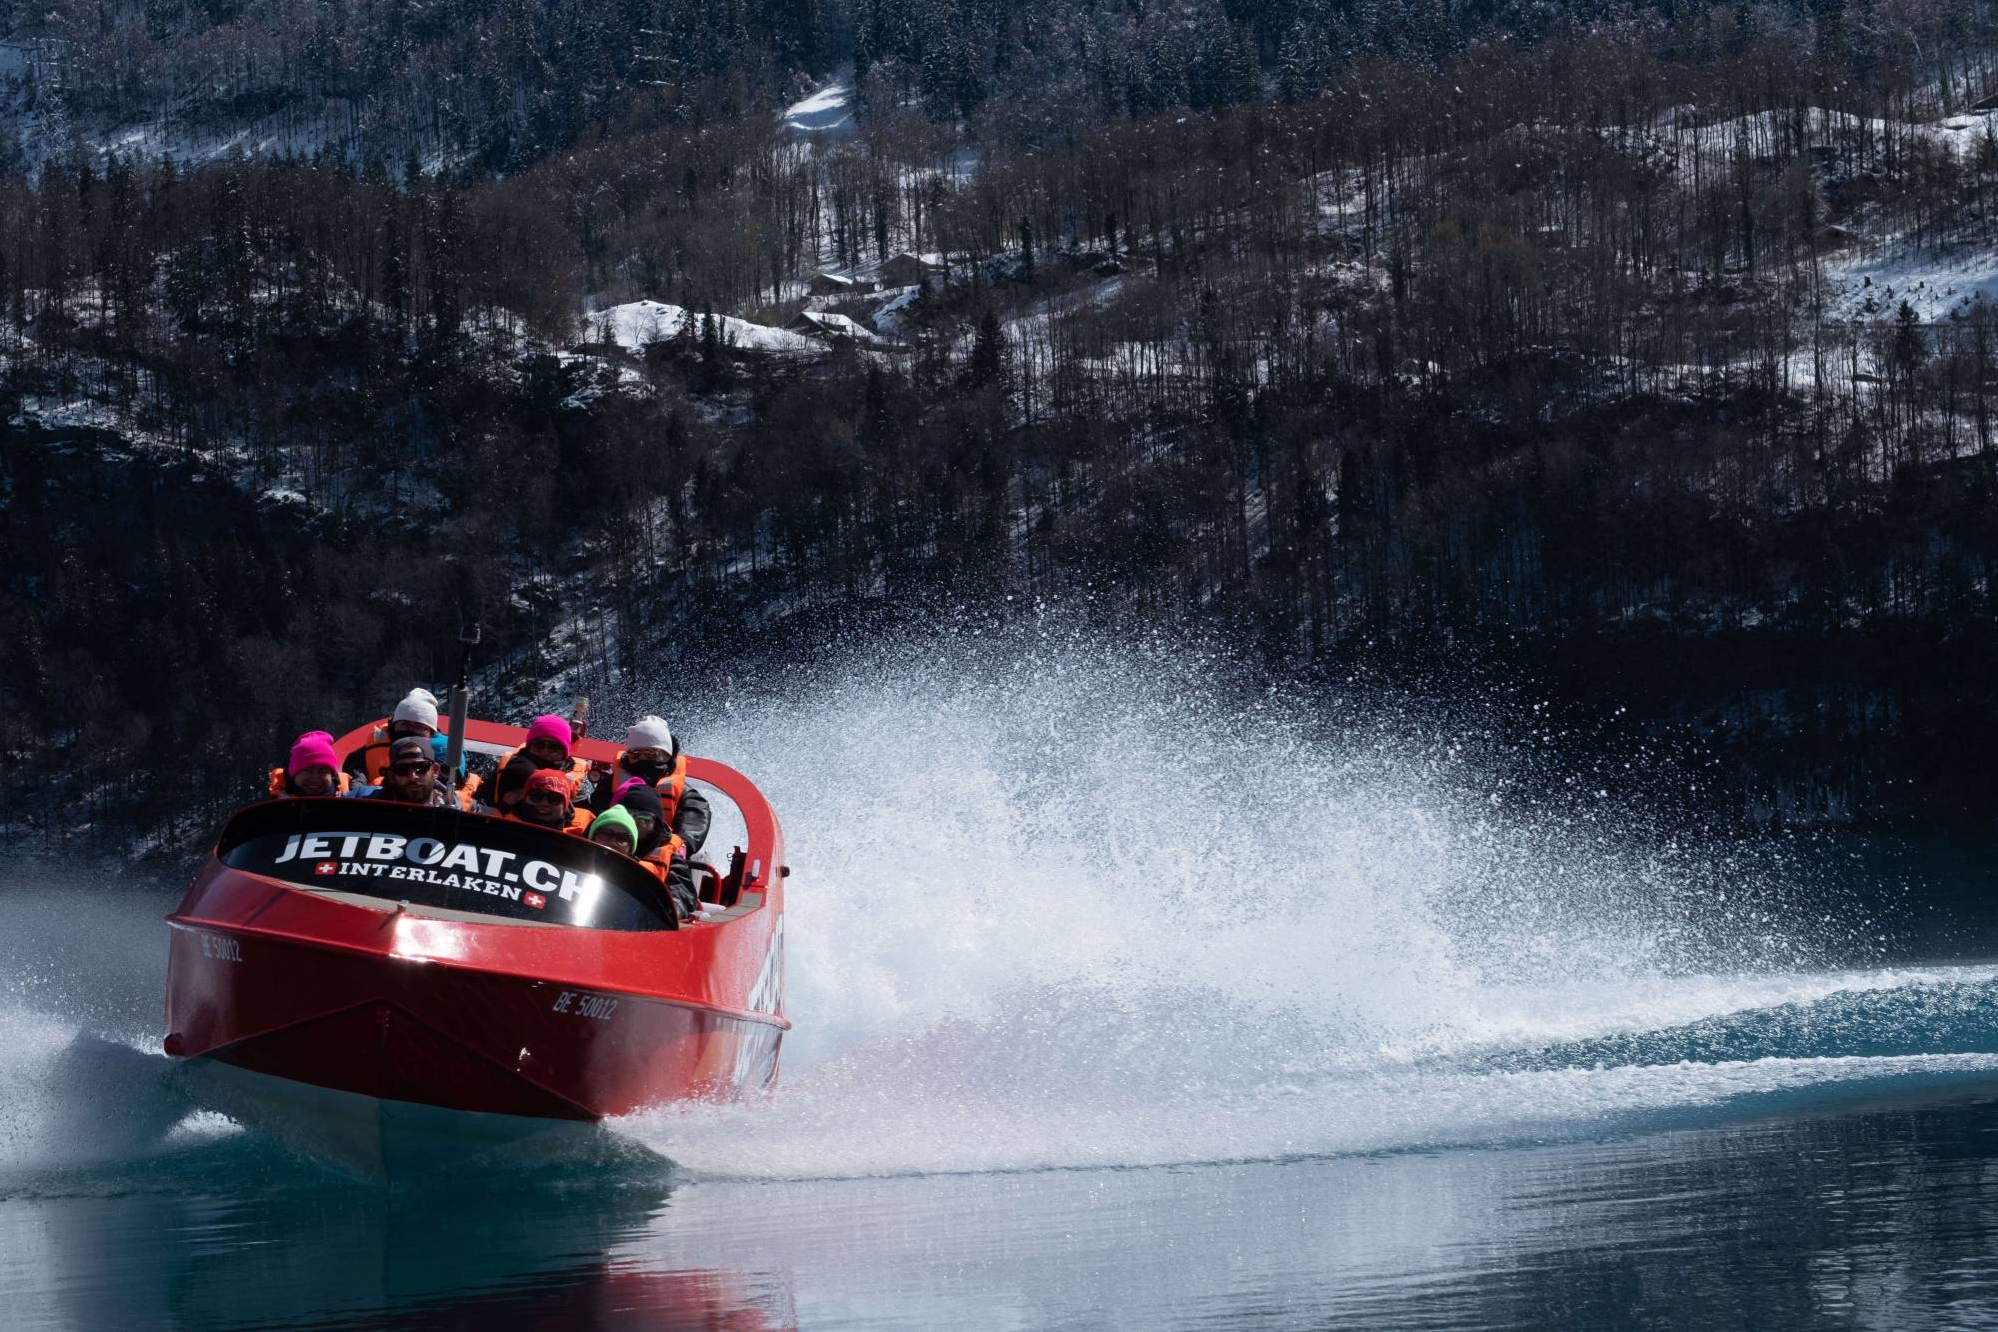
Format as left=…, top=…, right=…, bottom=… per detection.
left=1823, top=244, right=1998, bottom=322
left=782, top=82, right=853, bottom=137
left=588, top=301, right=825, bottom=357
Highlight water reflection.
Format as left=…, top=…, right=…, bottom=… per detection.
left=0, top=1154, right=793, bottom=1331
left=640, top=1088, right=1998, bottom=1329
left=12, top=1090, right=1998, bottom=1327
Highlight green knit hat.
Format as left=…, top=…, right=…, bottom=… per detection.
left=586, top=804, right=639, bottom=854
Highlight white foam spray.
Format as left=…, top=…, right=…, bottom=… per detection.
left=0, top=876, right=237, bottom=1183
left=614, top=624, right=1981, bottom=1178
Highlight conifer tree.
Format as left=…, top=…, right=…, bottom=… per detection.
left=970, top=308, right=1004, bottom=385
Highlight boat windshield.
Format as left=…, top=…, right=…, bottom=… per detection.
left=216, top=799, right=679, bottom=932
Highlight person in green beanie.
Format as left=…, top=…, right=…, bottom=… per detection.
left=585, top=805, right=640, bottom=856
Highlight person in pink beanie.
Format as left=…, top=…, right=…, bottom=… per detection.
left=269, top=730, right=346, bottom=798
left=524, top=714, right=573, bottom=764
left=493, top=712, right=591, bottom=801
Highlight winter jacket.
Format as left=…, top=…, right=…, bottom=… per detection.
left=632, top=843, right=699, bottom=921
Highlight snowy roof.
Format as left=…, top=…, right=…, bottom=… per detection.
left=785, top=311, right=896, bottom=346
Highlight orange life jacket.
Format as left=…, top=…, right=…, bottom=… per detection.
left=267, top=767, right=351, bottom=798
left=633, top=835, right=686, bottom=885
left=346, top=724, right=396, bottom=785
left=613, top=752, right=688, bottom=824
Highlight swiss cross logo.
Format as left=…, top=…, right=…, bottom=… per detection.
left=524, top=892, right=546, bottom=910
left=314, top=861, right=339, bottom=876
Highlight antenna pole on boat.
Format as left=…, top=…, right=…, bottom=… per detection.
left=443, top=621, right=480, bottom=781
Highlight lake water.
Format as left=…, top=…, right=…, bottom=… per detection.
left=14, top=998, right=1998, bottom=1329
left=4, top=649, right=1998, bottom=1328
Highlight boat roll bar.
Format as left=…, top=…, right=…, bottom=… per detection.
left=441, top=621, right=479, bottom=782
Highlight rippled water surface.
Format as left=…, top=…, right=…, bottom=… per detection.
left=14, top=1087, right=1998, bottom=1329
left=4, top=635, right=1997, bottom=1328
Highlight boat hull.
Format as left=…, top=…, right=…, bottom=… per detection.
left=165, top=733, right=788, bottom=1175
left=167, top=914, right=782, bottom=1118
left=179, top=1059, right=620, bottom=1182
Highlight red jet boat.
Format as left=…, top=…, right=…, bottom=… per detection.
left=162, top=718, right=788, bottom=1178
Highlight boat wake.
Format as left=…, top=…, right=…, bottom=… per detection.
left=616, top=626, right=1998, bottom=1179
left=2, top=626, right=1994, bottom=1191
left=0, top=877, right=239, bottom=1192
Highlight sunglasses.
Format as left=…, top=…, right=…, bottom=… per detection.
left=390, top=760, right=435, bottom=775
left=522, top=789, right=567, bottom=804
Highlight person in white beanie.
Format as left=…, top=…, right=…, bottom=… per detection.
left=586, top=713, right=710, bottom=857
left=341, top=687, right=442, bottom=786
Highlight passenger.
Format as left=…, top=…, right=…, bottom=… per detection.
left=359, top=736, right=451, bottom=806
left=619, top=782, right=699, bottom=920
left=585, top=805, right=640, bottom=855
left=589, top=715, right=711, bottom=858
left=430, top=733, right=483, bottom=811
left=269, top=731, right=348, bottom=798
left=522, top=714, right=575, bottom=768
left=342, top=689, right=441, bottom=787
left=511, top=768, right=591, bottom=833
left=484, top=753, right=539, bottom=818
left=493, top=714, right=593, bottom=799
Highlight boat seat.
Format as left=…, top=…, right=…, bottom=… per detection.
left=693, top=892, right=762, bottom=924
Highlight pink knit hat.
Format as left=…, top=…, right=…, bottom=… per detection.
left=525, top=714, right=573, bottom=757
left=288, top=730, right=340, bottom=779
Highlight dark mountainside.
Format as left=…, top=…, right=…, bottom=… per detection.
left=1, top=0, right=1996, bottom=848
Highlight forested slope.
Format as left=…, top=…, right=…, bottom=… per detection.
left=2, top=0, right=1996, bottom=844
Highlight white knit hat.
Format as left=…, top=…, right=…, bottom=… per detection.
left=625, top=715, right=674, bottom=751
left=393, top=688, right=440, bottom=730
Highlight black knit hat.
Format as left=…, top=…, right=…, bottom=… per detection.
left=618, top=782, right=666, bottom=853
left=618, top=782, right=664, bottom=824
left=493, top=754, right=538, bottom=807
